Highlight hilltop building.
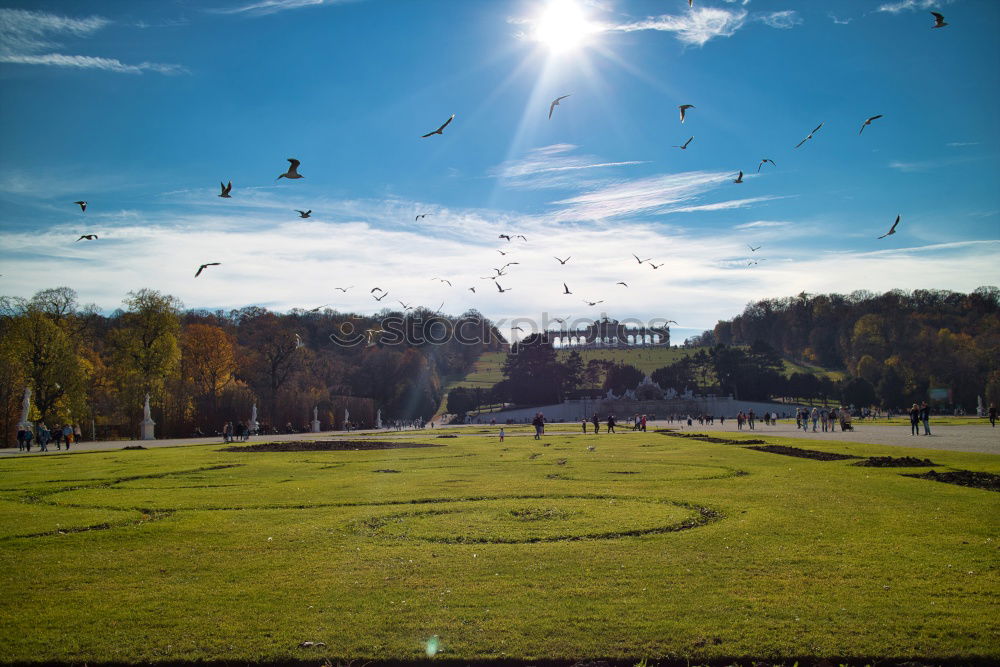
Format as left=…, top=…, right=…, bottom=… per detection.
left=550, top=316, right=669, bottom=348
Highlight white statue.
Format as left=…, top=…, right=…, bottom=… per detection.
left=375, top=409, right=382, bottom=429
left=18, top=386, right=32, bottom=430
left=140, top=393, right=156, bottom=440
left=143, top=394, right=153, bottom=422
left=311, top=405, right=321, bottom=433
left=250, top=403, right=259, bottom=433
left=664, top=387, right=678, bottom=400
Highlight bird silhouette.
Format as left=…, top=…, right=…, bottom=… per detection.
left=748, top=244, right=761, bottom=252
left=583, top=299, right=604, bottom=306
left=277, top=158, right=303, bottom=180
left=398, top=301, right=413, bottom=310
left=195, top=262, right=220, bottom=277
left=370, top=287, right=384, bottom=293
left=73, top=201, right=87, bottom=212
left=795, top=123, right=824, bottom=148
left=307, top=304, right=330, bottom=313
left=334, top=286, right=353, bottom=292
left=563, top=283, right=572, bottom=294
left=678, top=104, right=695, bottom=123
left=495, top=282, right=511, bottom=293
left=673, top=136, right=693, bottom=150
left=218, top=181, right=232, bottom=198
left=757, top=158, right=775, bottom=172
left=931, top=11, right=947, bottom=28
left=468, top=287, right=476, bottom=293
left=373, top=292, right=389, bottom=301
left=632, top=254, right=651, bottom=264
left=616, top=281, right=628, bottom=287
left=415, top=213, right=431, bottom=221
left=296, top=210, right=312, bottom=218
left=554, top=256, right=571, bottom=265
left=734, top=170, right=744, bottom=184
left=422, top=114, right=455, bottom=137
left=877, top=214, right=901, bottom=239
left=548, top=94, right=571, bottom=119
left=649, top=262, right=664, bottom=269
left=75, top=234, right=98, bottom=242
left=516, top=235, right=527, bottom=241
left=499, top=234, right=511, bottom=241
left=859, top=115, right=883, bottom=135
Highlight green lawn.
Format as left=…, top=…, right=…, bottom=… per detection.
left=2, top=430, right=996, bottom=664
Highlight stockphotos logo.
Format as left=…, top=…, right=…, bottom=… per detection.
left=328, top=313, right=673, bottom=351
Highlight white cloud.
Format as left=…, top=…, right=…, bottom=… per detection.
left=491, top=144, right=645, bottom=190
left=947, top=142, right=979, bottom=148
left=212, top=0, right=353, bottom=16
left=828, top=13, right=853, bottom=25
left=664, top=196, right=785, bottom=214
left=0, top=8, right=183, bottom=75
left=756, top=10, right=802, bottom=29
left=550, top=171, right=732, bottom=220
left=607, top=8, right=748, bottom=47
left=733, top=220, right=790, bottom=231
left=877, top=0, right=949, bottom=13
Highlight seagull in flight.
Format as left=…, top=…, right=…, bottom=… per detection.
left=398, top=301, right=413, bottom=310
left=859, top=114, right=883, bottom=135
left=616, top=282, right=628, bottom=287
left=795, top=123, right=824, bottom=149
left=495, top=282, right=511, bottom=293
left=277, top=158, right=303, bottom=180
left=435, top=278, right=452, bottom=286
left=583, top=299, right=604, bottom=306
left=678, top=104, right=695, bottom=123
left=673, top=137, right=693, bottom=150
left=415, top=213, right=431, bottom=221
left=748, top=244, right=761, bottom=252
left=334, top=286, right=353, bottom=292
left=195, top=262, right=220, bottom=277
left=499, top=234, right=511, bottom=241
left=511, top=326, right=524, bottom=332
left=75, top=234, right=98, bottom=242
left=733, top=170, right=744, bottom=184
left=931, top=11, right=948, bottom=28
left=468, top=286, right=476, bottom=293
left=218, top=181, right=232, bottom=198
left=422, top=114, right=455, bottom=138
left=296, top=209, right=312, bottom=218
left=516, top=235, right=527, bottom=241
left=73, top=201, right=87, bottom=212
left=632, top=254, right=651, bottom=264
left=373, top=292, right=389, bottom=302
left=757, top=158, right=775, bottom=173
left=307, top=304, right=331, bottom=313
left=649, top=262, right=664, bottom=270
left=548, top=94, right=571, bottom=120
left=497, top=250, right=509, bottom=256
left=370, top=287, right=384, bottom=293
left=563, top=283, right=572, bottom=295
left=877, top=214, right=901, bottom=239
left=554, top=256, right=571, bottom=265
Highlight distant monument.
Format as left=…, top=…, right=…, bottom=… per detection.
left=140, top=394, right=156, bottom=440
left=17, top=387, right=32, bottom=431
left=344, top=408, right=350, bottom=431
left=250, top=403, right=259, bottom=434
left=311, top=406, right=321, bottom=433
left=375, top=409, right=382, bottom=429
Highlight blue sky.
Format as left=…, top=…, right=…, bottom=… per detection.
left=0, top=0, right=997, bottom=342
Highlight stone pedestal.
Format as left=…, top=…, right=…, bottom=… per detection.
left=311, top=419, right=321, bottom=433
left=140, top=419, right=156, bottom=440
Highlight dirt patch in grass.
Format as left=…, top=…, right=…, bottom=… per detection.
left=855, top=456, right=938, bottom=467
left=656, top=429, right=767, bottom=445
left=436, top=434, right=458, bottom=438
left=747, top=445, right=862, bottom=461
left=121, top=445, right=146, bottom=450
left=221, top=441, right=443, bottom=452
left=903, top=469, right=1000, bottom=492
left=373, top=469, right=401, bottom=474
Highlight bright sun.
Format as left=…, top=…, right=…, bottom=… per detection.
left=533, top=0, right=594, bottom=54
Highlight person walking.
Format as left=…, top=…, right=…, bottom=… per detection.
left=16, top=428, right=25, bottom=452
left=920, top=401, right=932, bottom=436
left=811, top=407, right=819, bottom=432
left=74, top=423, right=82, bottom=444
left=532, top=412, right=544, bottom=440
left=23, top=428, right=33, bottom=452
left=499, top=427, right=505, bottom=443
left=37, top=423, right=50, bottom=452
left=62, top=424, right=72, bottom=450
left=748, top=409, right=755, bottom=430
left=606, top=414, right=616, bottom=433
left=581, top=417, right=587, bottom=434
left=640, top=414, right=647, bottom=432
left=592, top=413, right=600, bottom=434
left=990, top=403, right=997, bottom=428
left=909, top=403, right=920, bottom=436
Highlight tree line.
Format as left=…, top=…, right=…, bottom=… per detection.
left=1, top=288, right=501, bottom=440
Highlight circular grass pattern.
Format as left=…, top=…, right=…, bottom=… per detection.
left=351, top=495, right=720, bottom=543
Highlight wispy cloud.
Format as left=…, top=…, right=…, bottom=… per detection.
left=0, top=8, right=184, bottom=74
left=828, top=13, right=853, bottom=25
left=877, top=0, right=951, bottom=13
left=491, top=144, right=645, bottom=190
left=550, top=171, right=734, bottom=221
left=733, top=220, right=790, bottom=231
left=606, top=8, right=748, bottom=47
left=211, top=0, right=353, bottom=16
left=946, top=141, right=979, bottom=148
left=756, top=10, right=802, bottom=29
left=888, top=154, right=982, bottom=173
left=664, top=196, right=785, bottom=214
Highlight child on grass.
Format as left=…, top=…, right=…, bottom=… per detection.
left=499, top=428, right=505, bottom=442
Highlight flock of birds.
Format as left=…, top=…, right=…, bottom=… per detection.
left=63, top=9, right=951, bottom=335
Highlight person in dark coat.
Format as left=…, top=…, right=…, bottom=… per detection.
left=920, top=401, right=931, bottom=436
left=592, top=413, right=600, bottom=434
left=909, top=403, right=920, bottom=436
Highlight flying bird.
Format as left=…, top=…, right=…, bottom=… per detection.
left=218, top=181, right=232, bottom=198
left=495, top=282, right=511, bottom=293
left=563, top=283, right=572, bottom=295
left=516, top=235, right=527, bottom=241
left=415, top=213, right=431, bottom=221
left=734, top=170, right=744, bottom=184
left=795, top=123, right=824, bottom=149
left=437, top=278, right=452, bottom=286
left=307, top=304, right=330, bottom=313
left=497, top=250, right=509, bottom=256
left=931, top=11, right=947, bottom=28
left=422, top=114, right=455, bottom=138
left=748, top=245, right=761, bottom=252
left=649, top=262, right=664, bottom=269
left=554, top=256, right=571, bottom=265
left=334, top=286, right=353, bottom=292
left=859, top=114, right=883, bottom=135
left=468, top=287, right=476, bottom=293
left=499, top=234, right=511, bottom=241
left=583, top=299, right=604, bottom=306
left=370, top=287, right=384, bottom=293
left=195, top=262, right=220, bottom=277
left=673, top=137, right=693, bottom=150
left=757, top=158, right=775, bottom=172
left=678, top=104, right=695, bottom=123
left=75, top=234, right=98, bottom=242
left=511, top=326, right=524, bottom=332
left=632, top=254, right=651, bottom=264
left=296, top=210, right=312, bottom=218
left=398, top=301, right=413, bottom=310
left=616, top=282, right=628, bottom=287
left=877, top=214, right=901, bottom=239
left=277, top=158, right=303, bottom=180
left=73, top=201, right=87, bottom=212
left=548, top=94, right=571, bottom=120
left=373, top=292, right=389, bottom=301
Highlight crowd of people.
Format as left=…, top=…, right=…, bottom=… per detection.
left=15, top=423, right=82, bottom=452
